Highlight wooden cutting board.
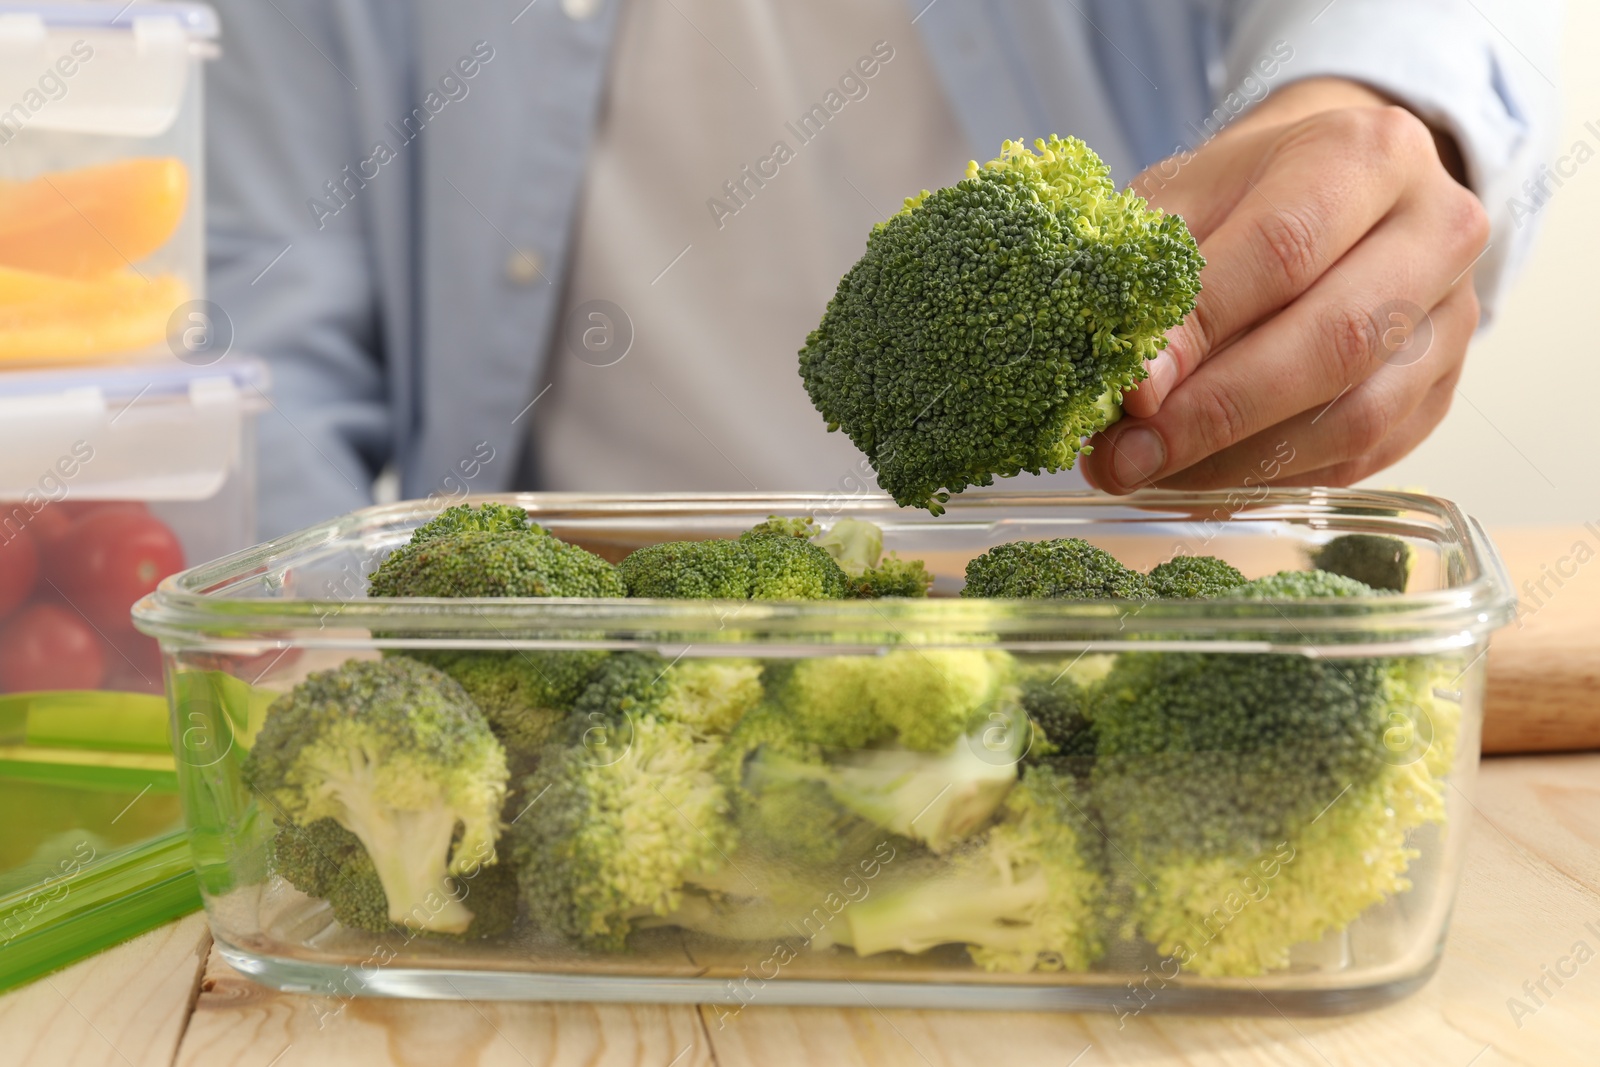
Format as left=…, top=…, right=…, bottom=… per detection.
left=1483, top=526, right=1600, bottom=753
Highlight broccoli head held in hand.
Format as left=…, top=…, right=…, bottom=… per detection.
left=243, top=657, right=509, bottom=935
left=799, top=135, right=1203, bottom=513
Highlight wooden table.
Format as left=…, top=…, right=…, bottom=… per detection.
left=2, top=527, right=1597, bottom=1067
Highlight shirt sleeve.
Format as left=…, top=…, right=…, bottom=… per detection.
left=1221, top=0, right=1564, bottom=321
left=206, top=0, right=398, bottom=537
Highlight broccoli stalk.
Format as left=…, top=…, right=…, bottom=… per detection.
left=751, top=731, right=1019, bottom=854
left=800, top=135, right=1203, bottom=513
left=274, top=817, right=517, bottom=938
left=244, top=658, right=509, bottom=935
left=824, top=766, right=1103, bottom=972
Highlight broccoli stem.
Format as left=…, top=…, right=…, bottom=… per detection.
left=313, top=755, right=476, bottom=934
left=834, top=865, right=1050, bottom=957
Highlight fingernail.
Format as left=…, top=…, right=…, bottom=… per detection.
left=1111, top=426, right=1166, bottom=490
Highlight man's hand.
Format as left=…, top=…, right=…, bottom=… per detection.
left=1081, top=78, right=1489, bottom=494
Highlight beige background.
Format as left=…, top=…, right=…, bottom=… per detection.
left=1368, top=6, right=1594, bottom=525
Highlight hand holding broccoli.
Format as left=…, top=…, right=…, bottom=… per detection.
left=1088, top=77, right=1489, bottom=493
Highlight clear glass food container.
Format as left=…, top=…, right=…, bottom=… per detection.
left=132, top=490, right=1515, bottom=1017
left=0, top=1, right=218, bottom=367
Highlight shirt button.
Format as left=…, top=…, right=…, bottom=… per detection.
left=505, top=249, right=543, bottom=285
left=561, top=0, right=601, bottom=20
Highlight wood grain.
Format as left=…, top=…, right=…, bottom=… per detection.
left=172, top=945, right=712, bottom=1067
left=0, top=912, right=210, bottom=1067
left=1484, top=527, right=1600, bottom=753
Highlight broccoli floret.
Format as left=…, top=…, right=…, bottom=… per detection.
left=1232, top=569, right=1380, bottom=599
left=273, top=818, right=517, bottom=938
left=712, top=703, right=856, bottom=870
left=1310, top=534, right=1415, bottom=592
left=769, top=648, right=1014, bottom=752
left=810, top=517, right=933, bottom=598
left=799, top=135, right=1203, bottom=513
left=509, top=715, right=734, bottom=950
left=961, top=538, right=1152, bottom=600
left=822, top=766, right=1102, bottom=972
left=1017, top=668, right=1096, bottom=767
left=570, top=652, right=764, bottom=739
left=747, top=534, right=852, bottom=599
left=243, top=658, right=509, bottom=935
left=755, top=649, right=1021, bottom=852
left=1146, top=556, right=1246, bottom=599
left=618, top=534, right=850, bottom=600
left=1090, top=569, right=1454, bottom=975
left=1125, top=659, right=1459, bottom=976
left=851, top=555, right=934, bottom=599
left=409, top=649, right=609, bottom=761
left=740, top=515, right=819, bottom=540
left=408, top=502, right=541, bottom=544
left=368, top=530, right=625, bottom=598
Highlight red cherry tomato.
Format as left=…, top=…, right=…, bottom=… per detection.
left=0, top=603, right=107, bottom=692
left=28, top=504, right=73, bottom=557
left=48, top=511, right=185, bottom=633
left=0, top=525, right=39, bottom=619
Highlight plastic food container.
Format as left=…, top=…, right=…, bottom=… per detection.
left=0, top=358, right=266, bottom=699
left=0, top=1, right=218, bottom=366
left=0, top=689, right=197, bottom=993
left=133, top=490, right=1515, bottom=1016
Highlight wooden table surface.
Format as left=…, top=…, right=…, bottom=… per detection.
left=1, top=526, right=1596, bottom=1067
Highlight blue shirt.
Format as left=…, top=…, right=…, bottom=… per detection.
left=203, top=0, right=1561, bottom=536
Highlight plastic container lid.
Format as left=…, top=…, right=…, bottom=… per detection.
left=0, top=357, right=268, bottom=502
left=0, top=689, right=199, bottom=993
left=0, top=2, right=218, bottom=138
left=0, top=2, right=219, bottom=37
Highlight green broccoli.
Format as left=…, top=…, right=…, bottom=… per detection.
left=740, top=515, right=819, bottom=540
left=1232, top=569, right=1381, bottom=599
left=758, top=648, right=1021, bottom=851
left=961, top=538, right=1152, bottom=599
left=821, top=765, right=1103, bottom=972
left=751, top=731, right=1020, bottom=855
left=1146, top=556, right=1246, bottom=599
left=243, top=657, right=509, bottom=935
left=1017, top=667, right=1096, bottom=767
left=1090, top=597, right=1454, bottom=975
left=368, top=507, right=623, bottom=757
left=811, top=517, right=932, bottom=598
left=768, top=648, right=1014, bottom=752
left=572, top=652, right=765, bottom=738
left=368, top=530, right=625, bottom=598
left=850, top=555, right=934, bottom=599
left=618, top=534, right=850, bottom=600
left=409, top=649, right=609, bottom=761
left=813, top=517, right=882, bottom=574
left=273, top=818, right=517, bottom=938
left=1310, top=534, right=1415, bottom=592
left=407, top=502, right=541, bottom=544
left=509, top=714, right=734, bottom=950
left=799, top=135, right=1204, bottom=513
